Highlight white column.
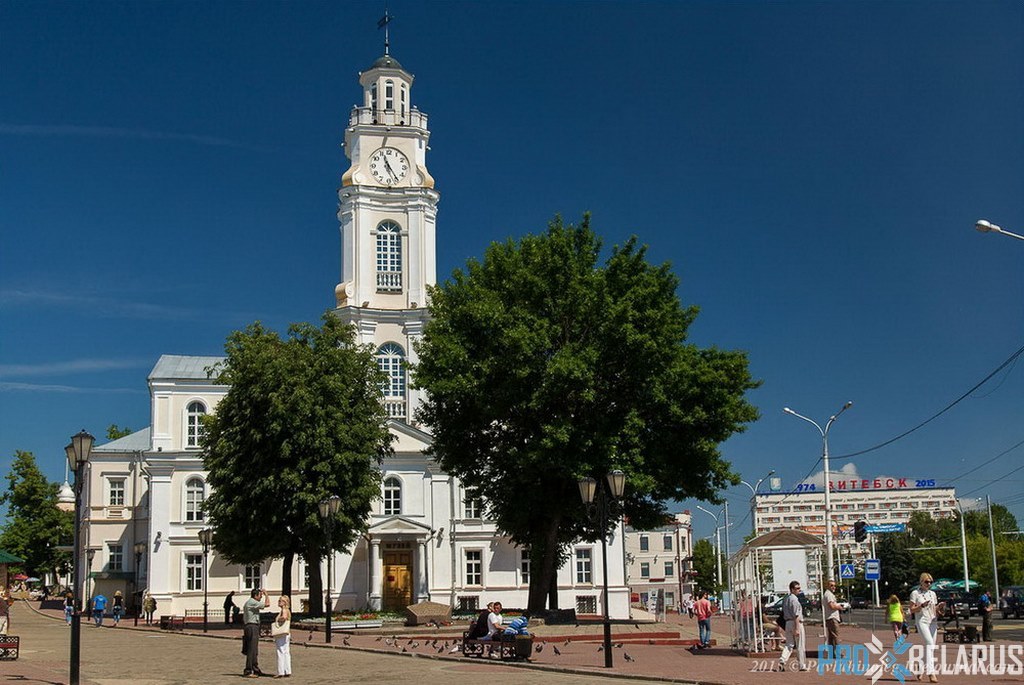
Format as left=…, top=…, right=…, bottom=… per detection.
left=369, top=538, right=382, bottom=610
left=416, top=540, right=429, bottom=602
left=145, top=463, right=174, bottom=601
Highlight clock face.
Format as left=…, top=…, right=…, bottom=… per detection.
left=369, top=147, right=410, bottom=186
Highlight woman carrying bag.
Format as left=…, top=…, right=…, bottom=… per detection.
left=271, top=595, right=292, bottom=678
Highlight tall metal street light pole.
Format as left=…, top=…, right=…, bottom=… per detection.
left=318, top=495, right=341, bottom=644
left=578, top=470, right=626, bottom=669
left=976, top=219, right=1024, bottom=241
left=986, top=495, right=1001, bottom=607
left=784, top=401, right=853, bottom=583
left=133, top=542, right=146, bottom=627
left=738, top=470, right=775, bottom=539
left=695, top=505, right=723, bottom=588
left=198, top=528, right=213, bottom=633
left=65, top=429, right=95, bottom=685
left=954, top=498, right=978, bottom=592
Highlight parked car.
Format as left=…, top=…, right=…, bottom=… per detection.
left=764, top=592, right=816, bottom=617
left=935, top=589, right=973, bottom=620
left=851, top=596, right=870, bottom=609
left=1000, top=586, right=1024, bottom=619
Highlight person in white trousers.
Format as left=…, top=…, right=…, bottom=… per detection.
left=910, top=573, right=944, bottom=683
left=273, top=595, right=292, bottom=679
left=778, top=580, right=809, bottom=671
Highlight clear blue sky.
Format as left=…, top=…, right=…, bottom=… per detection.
left=2, top=1, right=1022, bottom=546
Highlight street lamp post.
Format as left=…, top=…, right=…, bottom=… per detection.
left=198, top=528, right=213, bottom=633
left=784, top=401, right=853, bottom=582
left=318, top=495, right=341, bottom=643
left=976, top=219, right=1024, bottom=241
left=578, top=470, right=626, bottom=669
left=133, top=542, right=146, bottom=626
left=695, top=505, right=724, bottom=588
left=739, top=470, right=775, bottom=539
left=65, top=429, right=94, bottom=685
left=954, top=499, right=973, bottom=592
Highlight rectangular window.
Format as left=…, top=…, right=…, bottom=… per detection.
left=186, top=553, right=203, bottom=591
left=640, top=562, right=650, bottom=578
left=520, top=549, right=530, bottom=585
left=465, top=550, right=482, bottom=586
left=107, top=543, right=123, bottom=571
left=664, top=561, right=674, bottom=577
left=666, top=592, right=675, bottom=608
left=663, top=535, right=673, bottom=551
left=244, top=565, right=261, bottom=590
left=576, top=595, right=597, bottom=614
left=463, top=490, right=482, bottom=519
left=109, top=478, right=125, bottom=506
left=575, top=548, right=592, bottom=583
left=639, top=535, right=649, bottom=551
left=457, top=596, right=479, bottom=612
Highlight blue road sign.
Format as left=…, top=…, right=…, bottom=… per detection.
left=839, top=563, right=856, bottom=580
left=866, top=523, right=906, bottom=534
left=865, top=559, right=881, bottom=581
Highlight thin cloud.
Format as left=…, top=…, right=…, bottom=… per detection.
left=0, top=288, right=203, bottom=320
left=0, top=358, right=149, bottom=378
left=0, top=382, right=140, bottom=394
left=0, top=123, right=272, bottom=152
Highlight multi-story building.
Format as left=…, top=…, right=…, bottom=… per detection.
left=80, top=47, right=630, bottom=620
left=623, top=512, right=693, bottom=611
left=753, top=477, right=957, bottom=561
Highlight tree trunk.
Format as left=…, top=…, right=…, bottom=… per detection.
left=281, top=552, right=294, bottom=598
left=527, top=514, right=562, bottom=614
left=303, top=543, right=324, bottom=617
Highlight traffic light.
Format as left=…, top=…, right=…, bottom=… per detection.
left=854, top=520, right=867, bottom=542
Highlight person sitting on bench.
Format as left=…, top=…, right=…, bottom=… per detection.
left=467, top=603, right=493, bottom=640
left=479, top=602, right=503, bottom=641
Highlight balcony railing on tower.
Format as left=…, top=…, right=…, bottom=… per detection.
left=384, top=398, right=406, bottom=420
left=350, top=107, right=427, bottom=129
left=377, top=271, right=402, bottom=291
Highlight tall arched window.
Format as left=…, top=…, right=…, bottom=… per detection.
left=186, top=401, right=206, bottom=448
left=400, top=84, right=407, bottom=118
left=377, top=343, right=406, bottom=419
left=185, top=477, right=205, bottom=522
left=384, top=79, right=394, bottom=110
left=383, top=477, right=402, bottom=515
left=375, top=221, right=402, bottom=291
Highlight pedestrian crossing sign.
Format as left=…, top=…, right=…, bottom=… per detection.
left=839, top=563, right=855, bottom=579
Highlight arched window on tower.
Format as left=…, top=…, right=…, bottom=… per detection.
left=400, top=84, right=407, bottom=119
left=370, top=83, right=378, bottom=113
left=186, top=401, right=207, bottom=449
left=377, top=342, right=406, bottom=419
left=185, top=477, right=205, bottom=522
left=375, top=221, right=402, bottom=291
left=384, top=80, right=394, bottom=110
left=383, top=476, right=402, bottom=515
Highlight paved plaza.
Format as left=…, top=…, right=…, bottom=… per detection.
left=3, top=600, right=1022, bottom=685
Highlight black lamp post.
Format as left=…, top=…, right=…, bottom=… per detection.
left=578, top=470, right=626, bottom=669
left=133, top=542, right=146, bottom=626
left=65, top=429, right=95, bottom=685
left=318, top=495, right=341, bottom=643
left=198, top=528, right=213, bottom=633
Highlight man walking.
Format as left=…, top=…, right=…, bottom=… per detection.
left=92, top=593, right=108, bottom=627
left=823, top=580, right=842, bottom=654
left=693, top=591, right=713, bottom=649
left=978, top=588, right=993, bottom=642
left=242, top=588, right=269, bottom=678
left=779, top=581, right=809, bottom=671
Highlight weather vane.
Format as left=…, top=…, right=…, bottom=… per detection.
left=377, top=4, right=393, bottom=55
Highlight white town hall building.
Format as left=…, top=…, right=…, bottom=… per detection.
left=81, top=49, right=630, bottom=620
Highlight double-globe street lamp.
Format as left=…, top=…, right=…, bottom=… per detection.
left=783, top=401, right=853, bottom=583
left=133, top=541, right=146, bottom=626
left=578, top=470, right=626, bottom=669
left=65, top=429, right=95, bottom=685
left=738, top=470, right=775, bottom=540
left=198, top=528, right=213, bottom=633
left=318, top=495, right=341, bottom=643
left=695, top=505, right=728, bottom=588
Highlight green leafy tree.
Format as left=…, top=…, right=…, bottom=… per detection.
left=106, top=425, right=133, bottom=440
left=413, top=215, right=759, bottom=612
left=692, top=538, right=720, bottom=595
left=875, top=532, right=917, bottom=596
left=202, top=315, right=393, bottom=615
left=0, top=451, right=73, bottom=579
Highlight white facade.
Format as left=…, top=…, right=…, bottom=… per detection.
left=623, top=511, right=693, bottom=611
left=83, top=50, right=629, bottom=620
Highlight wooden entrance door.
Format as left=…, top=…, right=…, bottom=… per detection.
left=382, top=551, right=412, bottom=611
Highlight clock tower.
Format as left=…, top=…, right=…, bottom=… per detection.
left=334, top=51, right=438, bottom=424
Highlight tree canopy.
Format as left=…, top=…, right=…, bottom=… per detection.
left=0, top=450, right=73, bottom=578
left=413, top=215, right=759, bottom=612
left=202, top=315, right=393, bottom=613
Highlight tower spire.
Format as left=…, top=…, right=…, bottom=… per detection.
left=377, top=5, right=394, bottom=55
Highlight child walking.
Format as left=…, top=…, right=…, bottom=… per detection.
left=887, top=594, right=905, bottom=642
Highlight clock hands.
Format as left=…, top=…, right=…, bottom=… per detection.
left=383, top=158, right=400, bottom=184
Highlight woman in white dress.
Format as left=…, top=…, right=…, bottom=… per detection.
left=909, top=573, right=945, bottom=683
left=272, top=595, right=292, bottom=678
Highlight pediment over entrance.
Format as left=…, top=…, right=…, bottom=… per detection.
left=368, top=516, right=433, bottom=537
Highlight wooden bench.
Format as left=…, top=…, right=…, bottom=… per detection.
left=943, top=625, right=979, bottom=643
left=159, top=615, right=185, bottom=631
left=0, top=635, right=20, bottom=661
left=460, top=632, right=532, bottom=661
